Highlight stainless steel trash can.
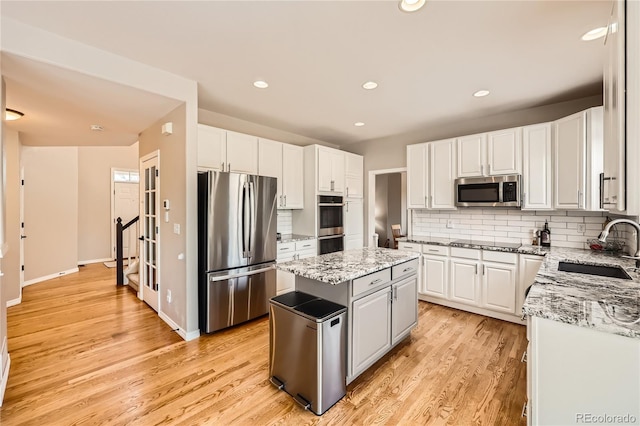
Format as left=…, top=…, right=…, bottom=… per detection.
left=269, top=291, right=347, bottom=415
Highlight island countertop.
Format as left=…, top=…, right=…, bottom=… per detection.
left=276, top=247, right=420, bottom=285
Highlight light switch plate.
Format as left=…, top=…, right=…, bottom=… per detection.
left=173, top=223, right=181, bottom=234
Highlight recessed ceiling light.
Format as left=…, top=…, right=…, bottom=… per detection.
left=362, top=81, right=378, bottom=90
left=399, top=0, right=426, bottom=13
left=473, top=90, right=490, bottom=98
left=5, top=108, right=24, bottom=121
left=90, top=124, right=104, bottom=131
left=354, top=122, right=365, bottom=127
left=253, top=80, right=269, bottom=89
left=581, top=26, right=608, bottom=41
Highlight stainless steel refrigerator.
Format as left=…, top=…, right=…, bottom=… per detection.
left=198, top=170, right=278, bottom=333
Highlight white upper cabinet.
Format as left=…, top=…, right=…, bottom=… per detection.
left=457, top=129, right=521, bottom=177
left=487, top=128, right=521, bottom=175
left=258, top=138, right=304, bottom=209
left=603, top=0, right=626, bottom=212
left=197, top=124, right=226, bottom=171
left=553, top=107, right=603, bottom=211
left=522, top=123, right=553, bottom=210
left=317, top=146, right=345, bottom=193
left=457, top=133, right=486, bottom=177
left=407, top=144, right=428, bottom=208
left=406, top=139, right=456, bottom=209
left=430, top=139, right=457, bottom=209
left=226, top=131, right=258, bottom=174
left=282, top=144, right=304, bottom=209
left=197, top=125, right=258, bottom=174
left=345, top=152, right=364, bottom=198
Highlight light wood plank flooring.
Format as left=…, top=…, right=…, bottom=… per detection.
left=1, top=264, right=528, bottom=425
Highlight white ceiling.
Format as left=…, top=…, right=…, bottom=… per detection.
left=1, top=0, right=611, bottom=147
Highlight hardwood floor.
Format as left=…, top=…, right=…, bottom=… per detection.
left=1, top=264, right=528, bottom=425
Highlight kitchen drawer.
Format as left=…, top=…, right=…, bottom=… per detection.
left=422, top=244, right=448, bottom=256
left=352, top=268, right=391, bottom=298
left=392, top=259, right=419, bottom=280
left=397, top=242, right=421, bottom=253
left=450, top=247, right=481, bottom=260
left=297, top=249, right=316, bottom=259
left=277, top=242, right=295, bottom=260
left=483, top=250, right=518, bottom=264
left=295, top=239, right=316, bottom=251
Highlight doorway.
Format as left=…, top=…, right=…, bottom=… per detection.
left=367, top=168, right=407, bottom=248
left=111, top=168, right=140, bottom=260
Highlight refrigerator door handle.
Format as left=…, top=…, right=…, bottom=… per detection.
left=248, top=180, right=256, bottom=258
left=242, top=181, right=251, bottom=258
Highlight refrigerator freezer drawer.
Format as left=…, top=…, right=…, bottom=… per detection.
left=203, top=265, right=276, bottom=333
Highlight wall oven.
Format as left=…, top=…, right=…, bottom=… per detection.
left=318, top=195, right=344, bottom=254
left=455, top=175, right=521, bottom=207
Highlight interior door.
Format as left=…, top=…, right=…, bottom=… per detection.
left=141, top=154, right=160, bottom=311
left=112, top=176, right=140, bottom=259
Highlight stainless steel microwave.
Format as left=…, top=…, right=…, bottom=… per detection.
left=455, top=175, right=521, bottom=207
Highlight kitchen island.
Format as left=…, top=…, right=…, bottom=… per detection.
left=276, top=247, right=420, bottom=384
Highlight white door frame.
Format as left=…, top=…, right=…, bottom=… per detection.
left=367, top=167, right=407, bottom=248
left=110, top=167, right=140, bottom=260
left=19, top=167, right=25, bottom=290
left=139, top=151, right=160, bottom=310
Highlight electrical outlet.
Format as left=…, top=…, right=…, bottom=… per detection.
left=167, top=290, right=172, bottom=303
left=577, top=224, right=586, bottom=233
left=446, top=219, right=454, bottom=229
left=173, top=223, right=181, bottom=234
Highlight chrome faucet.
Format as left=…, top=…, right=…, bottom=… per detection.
left=598, top=218, right=640, bottom=267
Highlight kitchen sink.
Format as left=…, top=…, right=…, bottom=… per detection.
left=557, top=261, right=633, bottom=280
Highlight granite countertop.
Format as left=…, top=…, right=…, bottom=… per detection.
left=522, top=246, right=640, bottom=339
left=398, top=235, right=545, bottom=255
left=277, top=234, right=315, bottom=244
left=276, top=247, right=420, bottom=285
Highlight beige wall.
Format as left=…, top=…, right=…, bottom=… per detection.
left=139, top=104, right=188, bottom=331
left=4, top=129, right=21, bottom=304
left=21, top=146, right=78, bottom=283
left=77, top=144, right=138, bottom=263
left=346, top=95, right=603, bottom=242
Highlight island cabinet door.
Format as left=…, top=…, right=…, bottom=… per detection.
left=352, top=287, right=392, bottom=377
left=391, top=276, right=418, bottom=345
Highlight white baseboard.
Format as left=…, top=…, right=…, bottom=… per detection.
left=6, top=295, right=22, bottom=307
left=0, top=354, right=10, bottom=407
left=158, top=311, right=200, bottom=341
left=23, top=267, right=80, bottom=287
left=78, top=257, right=112, bottom=265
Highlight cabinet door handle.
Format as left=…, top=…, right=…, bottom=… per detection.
left=221, top=162, right=225, bottom=171
left=428, top=249, right=439, bottom=252
left=578, top=190, right=582, bottom=208
left=284, top=195, right=287, bottom=206
left=483, top=265, right=486, bottom=275
left=346, top=187, right=349, bottom=197
left=522, top=192, right=526, bottom=207
left=475, top=264, right=478, bottom=275
left=521, top=351, right=527, bottom=363
left=429, top=195, right=432, bottom=207
left=346, top=202, right=349, bottom=213
left=369, top=278, right=383, bottom=286
left=481, top=165, right=484, bottom=175
left=402, top=267, right=413, bottom=272
left=425, top=196, right=427, bottom=207
left=521, top=402, right=528, bottom=418
left=488, top=164, right=491, bottom=174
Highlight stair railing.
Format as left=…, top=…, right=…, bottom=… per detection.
left=116, top=216, right=140, bottom=286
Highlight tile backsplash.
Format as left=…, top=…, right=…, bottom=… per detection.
left=410, top=208, right=636, bottom=252
left=277, top=210, right=293, bottom=235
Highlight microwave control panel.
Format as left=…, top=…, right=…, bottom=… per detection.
left=502, top=182, right=518, bottom=202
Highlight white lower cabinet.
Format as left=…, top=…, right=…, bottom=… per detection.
left=528, top=316, right=640, bottom=425
left=481, top=261, right=517, bottom=314
left=391, top=276, right=418, bottom=345
left=276, top=239, right=317, bottom=295
left=450, top=258, right=480, bottom=306
left=422, top=255, right=448, bottom=298
left=352, top=286, right=392, bottom=377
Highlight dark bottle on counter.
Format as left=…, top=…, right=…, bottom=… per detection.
left=540, top=220, right=551, bottom=247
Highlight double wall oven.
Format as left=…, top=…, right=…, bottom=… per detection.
left=318, top=195, right=344, bottom=254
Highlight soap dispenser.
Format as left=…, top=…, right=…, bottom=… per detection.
left=540, top=220, right=551, bottom=247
